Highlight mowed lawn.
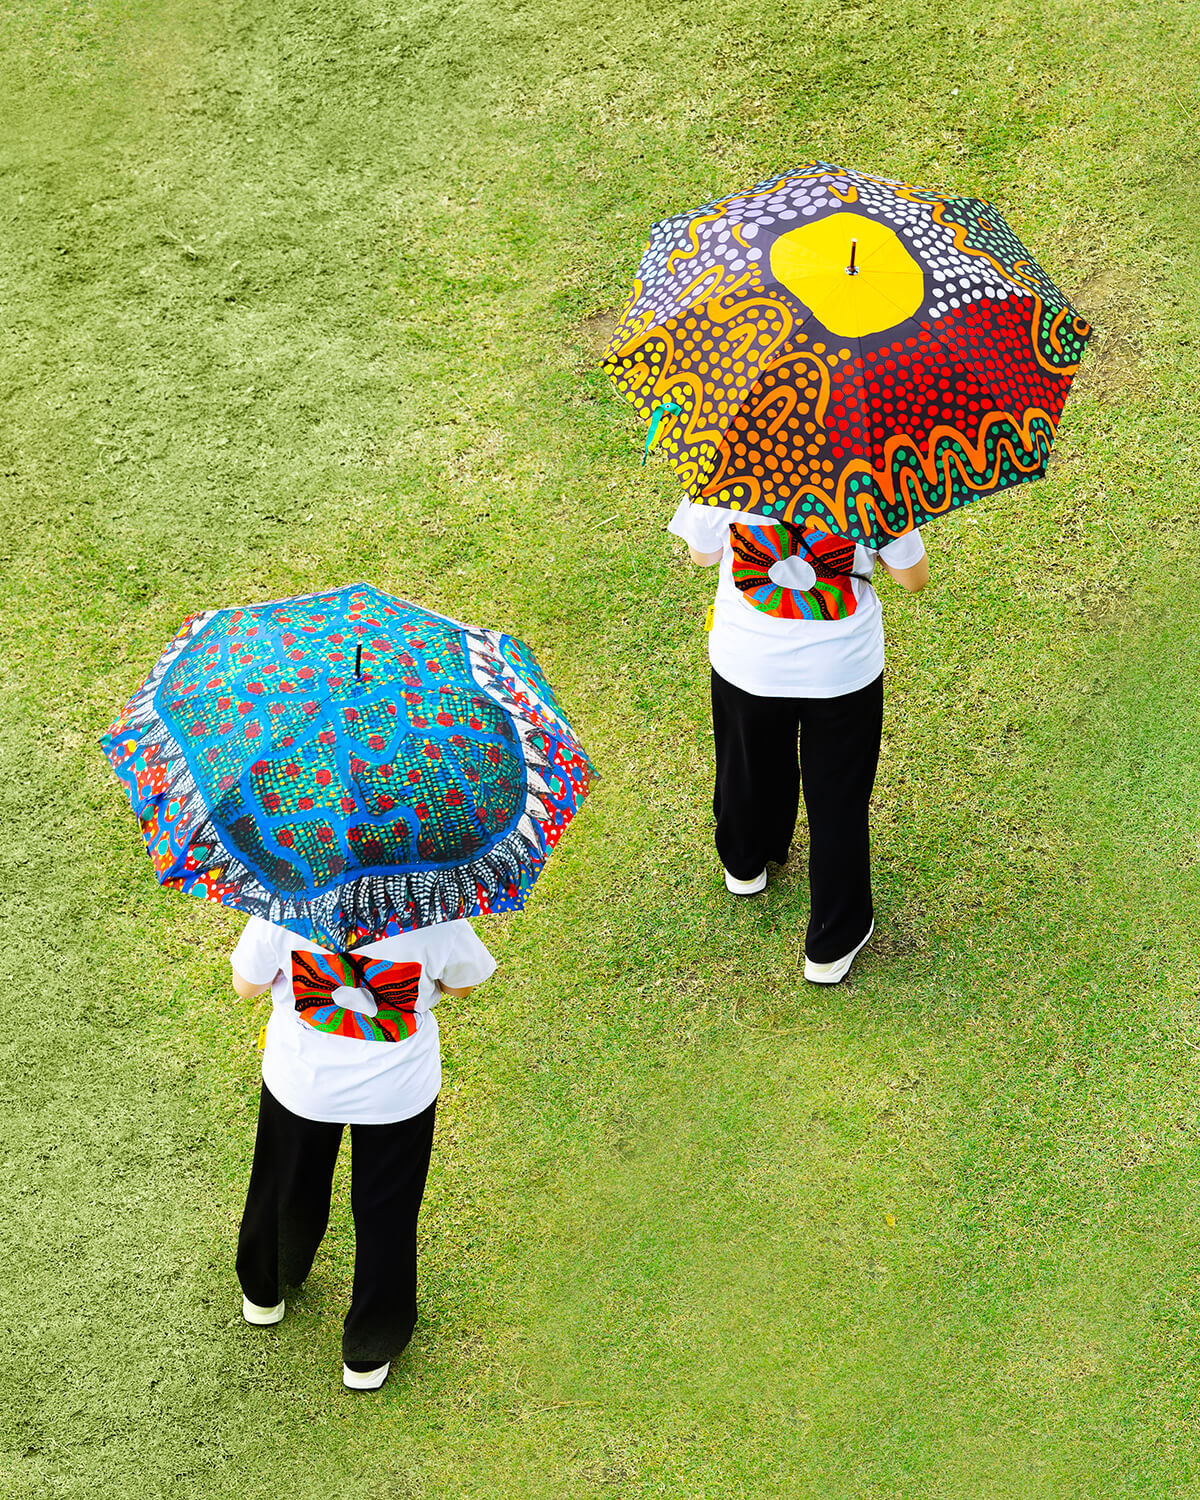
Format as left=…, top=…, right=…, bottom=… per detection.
left=2, top=0, right=1199, bottom=1494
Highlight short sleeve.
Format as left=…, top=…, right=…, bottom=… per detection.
left=876, top=528, right=927, bottom=570
left=231, top=916, right=284, bottom=987
left=432, top=922, right=497, bottom=990
left=667, top=497, right=730, bottom=555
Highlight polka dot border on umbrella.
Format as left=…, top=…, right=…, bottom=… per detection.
left=100, top=585, right=597, bottom=950
left=602, top=161, right=1091, bottom=546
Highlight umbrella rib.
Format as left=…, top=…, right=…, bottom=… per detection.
left=841, top=328, right=882, bottom=493
left=250, top=617, right=391, bottom=761
left=898, top=289, right=1028, bottom=401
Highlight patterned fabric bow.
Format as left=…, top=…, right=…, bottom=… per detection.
left=730, top=521, right=862, bottom=620
left=290, top=950, right=422, bottom=1043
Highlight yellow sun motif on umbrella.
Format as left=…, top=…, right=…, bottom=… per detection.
left=769, top=211, right=925, bottom=338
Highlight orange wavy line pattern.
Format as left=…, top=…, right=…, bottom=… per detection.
left=839, top=405, right=1057, bottom=537
left=1029, top=304, right=1088, bottom=376
left=758, top=386, right=799, bottom=436
left=700, top=396, right=1056, bottom=538
left=675, top=264, right=728, bottom=308
left=665, top=209, right=729, bottom=275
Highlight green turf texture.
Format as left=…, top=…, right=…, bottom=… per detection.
left=2, top=0, right=1199, bottom=1494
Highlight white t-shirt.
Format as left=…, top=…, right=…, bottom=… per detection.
left=668, top=498, right=926, bottom=699
left=231, top=916, right=496, bottom=1125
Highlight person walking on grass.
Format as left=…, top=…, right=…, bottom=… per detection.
left=230, top=914, right=495, bottom=1390
left=669, top=499, right=928, bottom=985
left=100, top=587, right=595, bottom=1391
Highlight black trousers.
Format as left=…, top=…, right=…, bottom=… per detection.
left=236, top=1084, right=437, bottom=1367
left=711, top=667, right=884, bottom=963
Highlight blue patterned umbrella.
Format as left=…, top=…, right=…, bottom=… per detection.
left=101, top=584, right=596, bottom=949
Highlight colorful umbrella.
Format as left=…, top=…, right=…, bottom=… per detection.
left=101, top=585, right=596, bottom=950
left=603, top=161, right=1091, bottom=547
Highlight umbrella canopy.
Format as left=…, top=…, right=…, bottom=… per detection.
left=101, top=584, right=596, bottom=950
left=603, top=161, right=1091, bottom=547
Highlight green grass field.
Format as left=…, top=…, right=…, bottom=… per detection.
left=3, top=0, right=1200, bottom=1494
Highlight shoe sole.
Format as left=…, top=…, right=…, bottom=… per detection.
left=803, top=921, right=875, bottom=985
left=724, top=869, right=767, bottom=896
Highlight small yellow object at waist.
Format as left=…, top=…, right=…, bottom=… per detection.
left=705, top=603, right=715, bottom=632
left=256, top=1024, right=267, bottom=1051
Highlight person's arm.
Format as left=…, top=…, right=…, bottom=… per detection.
left=230, top=919, right=281, bottom=999
left=434, top=924, right=497, bottom=1002
left=881, top=554, right=929, bottom=592
left=668, top=496, right=727, bottom=566
left=232, top=967, right=272, bottom=1000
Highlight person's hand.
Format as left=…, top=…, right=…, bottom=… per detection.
left=881, top=555, right=929, bottom=592
left=232, top=966, right=272, bottom=999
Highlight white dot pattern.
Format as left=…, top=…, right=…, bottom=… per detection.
left=620, top=161, right=1079, bottom=333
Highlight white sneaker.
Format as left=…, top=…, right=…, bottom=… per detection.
left=242, top=1295, right=285, bottom=1326
left=803, top=921, right=875, bottom=985
left=343, top=1361, right=391, bottom=1391
left=724, top=868, right=767, bottom=896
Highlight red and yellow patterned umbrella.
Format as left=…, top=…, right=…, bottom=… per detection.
left=603, top=162, right=1091, bottom=546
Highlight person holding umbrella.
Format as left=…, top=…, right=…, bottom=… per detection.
left=101, top=584, right=596, bottom=1387
left=228, top=910, right=494, bottom=1389
left=604, top=161, right=1090, bottom=982
left=669, top=502, right=926, bottom=982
